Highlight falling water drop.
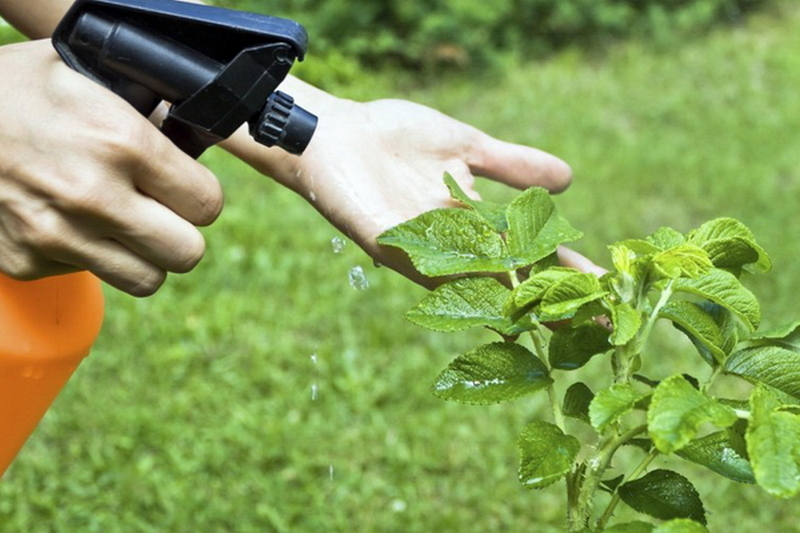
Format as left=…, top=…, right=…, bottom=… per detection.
left=331, top=236, right=347, bottom=254
left=348, top=265, right=369, bottom=290
left=328, top=464, right=335, bottom=482
left=310, top=353, right=319, bottom=400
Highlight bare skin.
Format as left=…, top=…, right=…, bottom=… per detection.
left=0, top=0, right=600, bottom=295
left=0, top=40, right=222, bottom=295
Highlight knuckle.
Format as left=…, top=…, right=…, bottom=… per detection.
left=0, top=254, right=41, bottom=281
left=93, top=110, right=157, bottom=168
left=193, top=180, right=224, bottom=226
left=17, top=210, right=70, bottom=256
left=94, top=117, right=153, bottom=165
left=51, top=175, right=106, bottom=215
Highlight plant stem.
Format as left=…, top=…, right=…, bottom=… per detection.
left=596, top=447, right=659, bottom=530
left=638, top=279, right=674, bottom=349
left=569, top=424, right=647, bottom=530
left=613, top=280, right=675, bottom=384
left=529, top=329, right=566, bottom=432
left=701, top=364, right=723, bottom=394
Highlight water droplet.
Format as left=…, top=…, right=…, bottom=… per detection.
left=310, top=353, right=318, bottom=365
left=390, top=499, right=407, bottom=513
left=331, top=236, right=346, bottom=254
left=328, top=464, right=335, bottom=481
left=311, top=382, right=318, bottom=401
left=348, top=265, right=369, bottom=290
left=309, top=191, right=317, bottom=202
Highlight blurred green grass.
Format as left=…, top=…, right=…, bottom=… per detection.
left=3, top=3, right=800, bottom=532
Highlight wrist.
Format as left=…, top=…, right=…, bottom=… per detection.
left=219, top=75, right=348, bottom=190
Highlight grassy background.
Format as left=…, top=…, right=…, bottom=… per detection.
left=3, top=2, right=800, bottom=531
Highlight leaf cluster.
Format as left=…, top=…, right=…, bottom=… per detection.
left=378, top=176, right=800, bottom=532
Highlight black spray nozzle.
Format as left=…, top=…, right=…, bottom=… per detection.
left=251, top=91, right=319, bottom=155
left=52, top=0, right=317, bottom=158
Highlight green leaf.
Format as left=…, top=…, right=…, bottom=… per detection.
left=615, top=239, right=661, bottom=256
left=610, top=242, right=638, bottom=275
left=675, top=431, right=755, bottom=484
left=725, top=341, right=800, bottom=401
left=405, top=277, right=524, bottom=335
left=618, top=469, right=706, bottom=525
left=563, top=382, right=594, bottom=423
left=517, top=420, right=580, bottom=489
left=505, top=187, right=582, bottom=269
left=653, top=519, right=710, bottom=533
left=672, top=268, right=760, bottom=331
left=725, top=417, right=750, bottom=460
left=651, top=244, right=713, bottom=280
left=608, top=244, right=650, bottom=305
left=746, top=320, right=800, bottom=349
left=537, top=272, right=609, bottom=322
left=658, top=301, right=726, bottom=365
left=610, top=302, right=642, bottom=346
left=432, top=342, right=552, bottom=404
left=512, top=268, right=581, bottom=309
left=601, top=474, right=626, bottom=493
left=702, top=303, right=740, bottom=357
left=746, top=385, right=800, bottom=497
left=687, top=217, right=771, bottom=274
left=589, top=383, right=648, bottom=432
left=549, top=324, right=612, bottom=370
left=647, top=227, right=686, bottom=249
left=605, top=522, right=655, bottom=533
left=647, top=375, right=737, bottom=453
left=443, top=173, right=508, bottom=232
left=377, top=208, right=510, bottom=276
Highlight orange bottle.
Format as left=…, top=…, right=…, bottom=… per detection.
left=0, top=271, right=104, bottom=477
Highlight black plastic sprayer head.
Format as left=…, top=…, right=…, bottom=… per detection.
left=52, top=0, right=317, bottom=158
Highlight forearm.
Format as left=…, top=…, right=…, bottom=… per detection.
left=0, top=0, right=73, bottom=38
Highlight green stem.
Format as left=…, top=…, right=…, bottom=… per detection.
left=529, top=329, right=566, bottom=432
left=510, top=270, right=566, bottom=432
left=510, top=270, right=577, bottom=526
left=596, top=447, right=659, bottom=530
left=638, top=279, right=674, bottom=349
left=614, top=280, right=675, bottom=384
left=569, top=424, right=648, bottom=530
left=701, top=364, right=723, bottom=394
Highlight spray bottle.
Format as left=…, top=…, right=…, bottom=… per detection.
left=0, top=0, right=317, bottom=477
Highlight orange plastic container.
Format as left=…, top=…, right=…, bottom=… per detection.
left=0, top=271, right=104, bottom=477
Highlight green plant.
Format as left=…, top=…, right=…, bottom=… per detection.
left=378, top=175, right=800, bottom=532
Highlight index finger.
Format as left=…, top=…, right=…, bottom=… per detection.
left=122, top=121, right=224, bottom=226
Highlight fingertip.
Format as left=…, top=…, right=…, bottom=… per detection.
left=125, top=268, right=168, bottom=297
left=470, top=134, right=573, bottom=193
left=546, top=158, right=573, bottom=194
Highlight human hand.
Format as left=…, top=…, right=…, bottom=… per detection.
left=0, top=40, right=223, bottom=296
left=225, top=77, right=602, bottom=284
